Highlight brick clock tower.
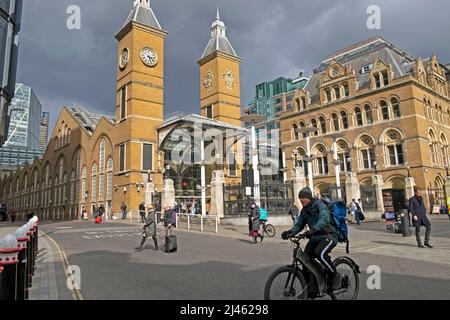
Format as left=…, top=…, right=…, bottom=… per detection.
left=198, top=10, right=242, bottom=127
left=114, top=0, right=167, bottom=212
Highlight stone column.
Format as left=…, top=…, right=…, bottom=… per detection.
left=145, top=182, right=155, bottom=206
left=292, top=167, right=307, bottom=209
left=405, top=177, right=416, bottom=200
left=210, top=170, right=225, bottom=220
left=345, top=172, right=360, bottom=203
left=161, top=179, right=175, bottom=209
left=373, top=174, right=385, bottom=212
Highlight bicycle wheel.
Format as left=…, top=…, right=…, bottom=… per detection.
left=264, top=224, right=276, bottom=238
left=264, top=266, right=309, bottom=300
left=330, top=257, right=359, bottom=300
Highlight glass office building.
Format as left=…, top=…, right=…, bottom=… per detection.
left=5, top=83, right=42, bottom=148
left=0, top=0, right=23, bottom=145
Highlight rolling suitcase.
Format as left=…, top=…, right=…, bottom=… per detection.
left=165, top=236, right=177, bottom=253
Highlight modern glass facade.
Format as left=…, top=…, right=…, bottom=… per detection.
left=0, top=0, right=23, bottom=145
left=5, top=83, right=42, bottom=148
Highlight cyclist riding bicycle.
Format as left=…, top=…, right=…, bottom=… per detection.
left=281, top=187, right=341, bottom=291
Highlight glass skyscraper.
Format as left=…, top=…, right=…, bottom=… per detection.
left=0, top=0, right=23, bottom=145
left=5, top=83, right=42, bottom=148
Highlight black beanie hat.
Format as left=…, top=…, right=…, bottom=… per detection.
left=298, top=187, right=313, bottom=200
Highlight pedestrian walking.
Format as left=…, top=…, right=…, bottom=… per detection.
left=191, top=200, right=198, bottom=216
left=11, top=212, right=16, bottom=223
left=408, top=188, right=433, bottom=248
left=288, top=203, right=299, bottom=225
left=135, top=204, right=159, bottom=252
left=352, top=199, right=365, bottom=225
left=248, top=202, right=263, bottom=244
left=163, top=206, right=177, bottom=238
left=120, top=202, right=127, bottom=220
left=139, top=202, right=146, bottom=223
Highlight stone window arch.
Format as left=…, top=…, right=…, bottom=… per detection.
left=292, top=123, right=299, bottom=141
left=391, top=97, right=401, bottom=118
left=106, top=158, right=113, bottom=201
left=428, top=129, right=439, bottom=166
left=81, top=167, right=87, bottom=205
left=299, top=121, right=307, bottom=138
left=91, top=163, right=98, bottom=204
left=364, top=104, right=373, bottom=124
left=383, top=129, right=405, bottom=166
left=357, top=135, right=376, bottom=170
left=314, top=144, right=329, bottom=175
left=337, top=140, right=352, bottom=172
left=355, top=107, right=363, bottom=126
left=440, top=133, right=449, bottom=166
left=332, top=113, right=340, bottom=131
left=319, top=116, right=327, bottom=134
left=380, top=100, right=390, bottom=120
left=311, top=118, right=318, bottom=136
left=340, top=110, right=349, bottom=129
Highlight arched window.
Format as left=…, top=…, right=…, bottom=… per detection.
left=319, top=116, right=327, bottom=134
left=91, top=164, right=97, bottom=204
left=341, top=111, right=349, bottom=129
left=364, top=104, right=373, bottom=124
left=98, top=139, right=106, bottom=203
left=332, top=113, right=339, bottom=131
left=355, top=107, right=363, bottom=126
left=315, top=145, right=329, bottom=175
left=358, top=135, right=376, bottom=170
left=81, top=167, right=87, bottom=205
left=440, top=134, right=449, bottom=166
left=428, top=130, right=438, bottom=166
left=106, top=158, right=113, bottom=201
left=311, top=119, right=318, bottom=136
left=384, top=130, right=405, bottom=166
left=391, top=98, right=401, bottom=118
left=381, top=100, right=390, bottom=120
left=337, top=140, right=352, bottom=172
left=70, top=171, right=76, bottom=205
left=292, top=124, right=299, bottom=140
left=299, top=121, right=307, bottom=138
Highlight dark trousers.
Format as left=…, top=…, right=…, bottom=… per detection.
left=415, top=225, right=431, bottom=245
left=304, top=235, right=337, bottom=274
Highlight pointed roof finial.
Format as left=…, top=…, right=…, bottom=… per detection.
left=216, top=7, right=220, bottom=20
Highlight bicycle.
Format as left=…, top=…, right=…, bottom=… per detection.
left=264, top=234, right=360, bottom=300
left=261, top=220, right=276, bottom=238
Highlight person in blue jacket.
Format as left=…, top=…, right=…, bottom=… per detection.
left=282, top=187, right=341, bottom=290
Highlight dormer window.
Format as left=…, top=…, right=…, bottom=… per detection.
left=361, top=64, right=373, bottom=74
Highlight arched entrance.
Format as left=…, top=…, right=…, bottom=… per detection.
left=383, top=176, right=407, bottom=212
left=427, top=176, right=446, bottom=214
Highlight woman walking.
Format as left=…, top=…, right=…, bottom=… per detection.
left=135, top=204, right=158, bottom=252
left=248, top=202, right=264, bottom=244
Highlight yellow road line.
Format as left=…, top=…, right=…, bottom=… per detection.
left=40, top=231, right=85, bottom=300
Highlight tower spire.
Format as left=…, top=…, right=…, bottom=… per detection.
left=216, top=7, right=220, bottom=20
left=133, top=0, right=150, bottom=8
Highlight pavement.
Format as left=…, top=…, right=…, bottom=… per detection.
left=1, top=215, right=450, bottom=300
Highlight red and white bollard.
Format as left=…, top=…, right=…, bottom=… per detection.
left=15, top=227, right=30, bottom=300
left=0, top=235, right=21, bottom=300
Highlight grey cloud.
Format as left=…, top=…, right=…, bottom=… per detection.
left=16, top=0, right=450, bottom=134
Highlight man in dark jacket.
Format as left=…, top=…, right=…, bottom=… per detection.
left=282, top=187, right=341, bottom=290
left=139, top=202, right=146, bottom=223
left=408, top=188, right=432, bottom=248
left=288, top=203, right=299, bottom=225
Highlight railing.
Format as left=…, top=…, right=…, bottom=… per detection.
left=176, top=213, right=218, bottom=234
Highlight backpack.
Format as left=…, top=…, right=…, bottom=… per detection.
left=328, top=201, right=350, bottom=254
left=259, top=208, right=268, bottom=221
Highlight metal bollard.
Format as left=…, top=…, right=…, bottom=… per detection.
left=15, top=227, right=29, bottom=300
left=0, top=235, right=21, bottom=300
left=25, top=224, right=34, bottom=288
left=400, top=209, right=411, bottom=237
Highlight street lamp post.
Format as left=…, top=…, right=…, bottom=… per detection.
left=328, top=133, right=346, bottom=199
left=296, top=127, right=318, bottom=192
left=241, top=114, right=266, bottom=207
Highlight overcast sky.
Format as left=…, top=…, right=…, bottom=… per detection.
left=16, top=0, right=450, bottom=135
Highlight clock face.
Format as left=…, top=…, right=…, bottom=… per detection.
left=140, top=47, right=158, bottom=67
left=119, top=48, right=129, bottom=69
left=329, top=67, right=340, bottom=78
